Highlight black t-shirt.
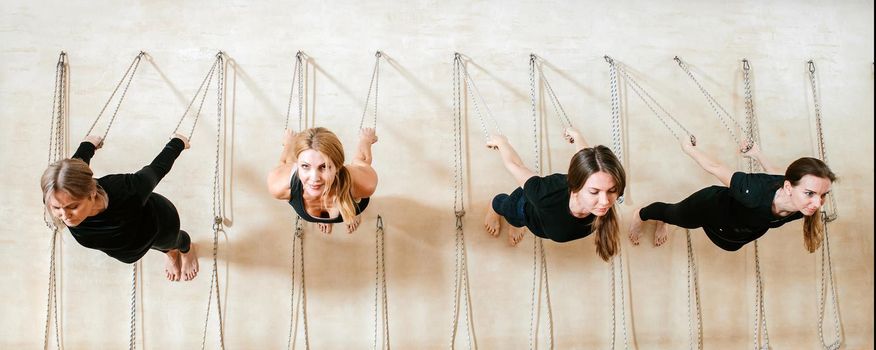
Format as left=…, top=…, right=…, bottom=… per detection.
left=288, top=170, right=370, bottom=223
left=702, top=172, right=804, bottom=251
left=523, top=173, right=595, bottom=242
left=66, top=139, right=185, bottom=263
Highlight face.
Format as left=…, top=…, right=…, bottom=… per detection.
left=297, top=149, right=337, bottom=198
left=785, top=174, right=832, bottom=216
left=48, top=190, right=96, bottom=227
left=571, top=171, right=619, bottom=217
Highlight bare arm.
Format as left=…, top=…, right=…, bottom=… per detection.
left=266, top=130, right=296, bottom=200
left=487, top=134, right=537, bottom=187
left=564, top=127, right=588, bottom=152
left=681, top=140, right=734, bottom=186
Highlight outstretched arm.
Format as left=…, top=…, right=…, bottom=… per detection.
left=266, top=129, right=296, bottom=200
left=742, top=142, right=782, bottom=175
left=133, top=134, right=189, bottom=196
left=681, top=140, right=734, bottom=186
left=564, top=127, right=588, bottom=152
left=487, top=134, right=537, bottom=187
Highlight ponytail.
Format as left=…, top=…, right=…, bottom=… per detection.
left=803, top=209, right=825, bottom=253
left=592, top=206, right=620, bottom=262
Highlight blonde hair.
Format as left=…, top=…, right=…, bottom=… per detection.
left=568, top=145, right=626, bottom=262
left=41, top=158, right=106, bottom=224
left=293, top=127, right=356, bottom=224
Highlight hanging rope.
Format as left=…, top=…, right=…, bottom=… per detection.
left=605, top=59, right=631, bottom=350
left=454, top=53, right=502, bottom=141
left=807, top=61, right=839, bottom=222
left=740, top=59, right=771, bottom=350
left=373, top=215, right=390, bottom=350
left=529, top=54, right=573, bottom=129
left=285, top=51, right=306, bottom=132
left=173, top=52, right=225, bottom=142
left=287, top=216, right=311, bottom=350
left=43, top=51, right=68, bottom=350
left=808, top=60, right=843, bottom=350
left=85, top=51, right=145, bottom=140
left=527, top=53, right=556, bottom=350
left=129, top=262, right=140, bottom=350
left=449, top=53, right=476, bottom=350
left=199, top=51, right=227, bottom=350
left=359, top=51, right=382, bottom=131
left=685, top=230, right=703, bottom=350
left=673, top=56, right=749, bottom=149
left=604, top=56, right=697, bottom=146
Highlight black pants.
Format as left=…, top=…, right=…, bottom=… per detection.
left=149, top=193, right=192, bottom=254
left=492, top=187, right=527, bottom=228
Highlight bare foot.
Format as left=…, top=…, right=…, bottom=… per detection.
left=164, top=250, right=181, bottom=281
left=318, top=223, right=334, bottom=234
left=180, top=244, right=199, bottom=281
left=628, top=207, right=645, bottom=246
left=346, top=215, right=361, bottom=233
left=508, top=227, right=526, bottom=246
left=654, top=221, right=670, bottom=247
left=484, top=204, right=501, bottom=237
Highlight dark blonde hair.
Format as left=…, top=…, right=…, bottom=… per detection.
left=40, top=158, right=106, bottom=224
left=568, top=145, right=627, bottom=262
left=293, top=127, right=356, bottom=224
left=784, top=157, right=837, bottom=253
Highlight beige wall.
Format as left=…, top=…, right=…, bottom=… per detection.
left=1, top=0, right=873, bottom=349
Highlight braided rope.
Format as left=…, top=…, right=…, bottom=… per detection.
left=455, top=53, right=501, bottom=141
left=604, top=56, right=695, bottom=145
left=85, top=52, right=145, bottom=140
left=809, top=60, right=842, bottom=350
left=686, top=230, right=703, bottom=350
left=673, top=56, right=744, bottom=146
left=129, top=263, right=139, bottom=350
left=284, top=52, right=305, bottom=131
left=173, top=53, right=222, bottom=141
left=359, top=51, right=382, bottom=131
left=373, top=215, right=390, bottom=350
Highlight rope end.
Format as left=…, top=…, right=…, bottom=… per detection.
left=604, top=55, right=614, bottom=64
left=742, top=58, right=750, bottom=71
left=808, top=60, right=816, bottom=73
left=376, top=215, right=384, bottom=230
left=375, top=50, right=382, bottom=58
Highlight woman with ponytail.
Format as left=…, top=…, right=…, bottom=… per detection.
left=484, top=128, right=626, bottom=262
left=267, top=127, right=378, bottom=234
left=629, top=140, right=835, bottom=252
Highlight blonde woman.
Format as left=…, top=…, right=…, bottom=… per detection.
left=41, top=134, right=198, bottom=281
left=267, top=127, right=378, bottom=234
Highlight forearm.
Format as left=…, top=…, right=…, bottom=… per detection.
left=497, top=143, right=536, bottom=186
left=72, top=142, right=96, bottom=164
left=136, top=138, right=185, bottom=188
left=685, top=147, right=732, bottom=186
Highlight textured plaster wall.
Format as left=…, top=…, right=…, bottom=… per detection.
left=1, top=0, right=873, bottom=349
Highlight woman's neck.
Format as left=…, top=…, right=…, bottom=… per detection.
left=771, top=188, right=795, bottom=217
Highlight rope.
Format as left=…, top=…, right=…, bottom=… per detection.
left=44, top=51, right=68, bottom=350
left=739, top=59, right=771, bottom=350
left=173, top=52, right=224, bottom=141
left=529, top=54, right=573, bottom=129
left=609, top=253, right=630, bottom=350
left=359, top=51, right=382, bottom=131
left=673, top=56, right=747, bottom=148
left=809, top=60, right=843, bottom=350
left=285, top=51, right=305, bottom=132
left=200, top=51, right=227, bottom=350
left=288, top=217, right=311, bottom=350
left=685, top=230, right=703, bottom=350
left=527, top=54, right=555, bottom=350
left=85, top=51, right=145, bottom=140
left=449, top=53, right=476, bottom=350
left=129, top=262, right=139, bottom=350
left=604, top=56, right=696, bottom=146
left=807, top=61, right=839, bottom=222
left=373, top=215, right=390, bottom=350
left=454, top=53, right=501, bottom=141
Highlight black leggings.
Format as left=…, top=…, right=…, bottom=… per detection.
left=149, top=193, right=192, bottom=254
left=639, top=186, right=725, bottom=229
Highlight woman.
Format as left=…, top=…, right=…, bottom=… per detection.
left=41, top=134, right=198, bottom=281
left=484, top=128, right=626, bottom=262
left=628, top=140, right=836, bottom=252
left=267, top=127, right=378, bottom=234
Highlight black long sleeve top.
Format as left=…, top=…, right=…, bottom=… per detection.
left=67, top=138, right=185, bottom=263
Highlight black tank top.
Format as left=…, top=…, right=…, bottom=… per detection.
left=288, top=171, right=370, bottom=223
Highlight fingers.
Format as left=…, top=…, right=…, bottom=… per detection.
left=173, top=133, right=191, bottom=149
